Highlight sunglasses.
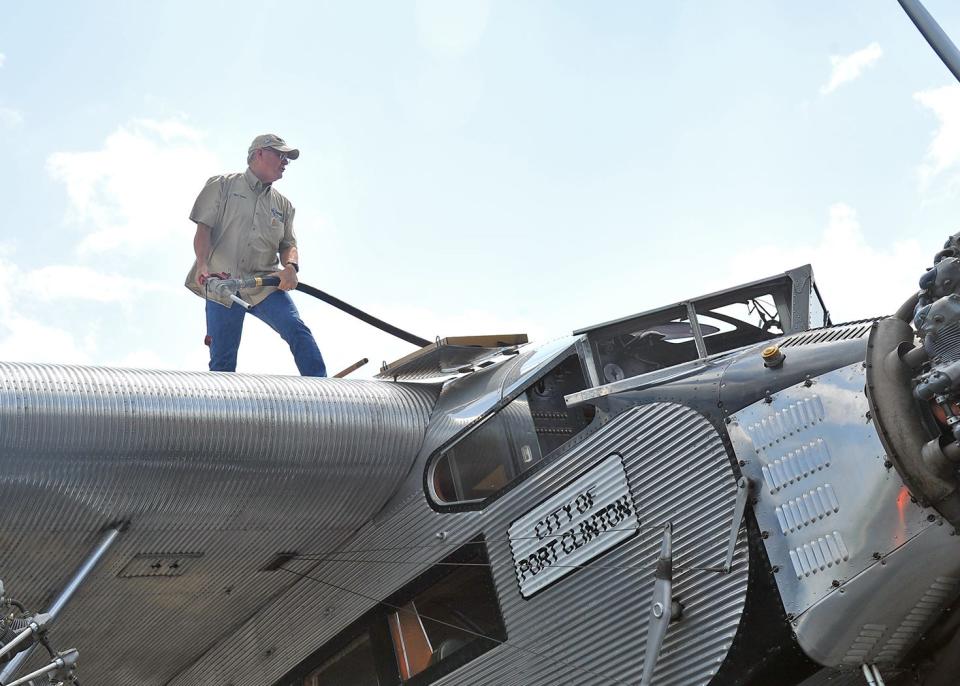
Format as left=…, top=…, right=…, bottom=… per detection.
left=264, top=148, right=289, bottom=163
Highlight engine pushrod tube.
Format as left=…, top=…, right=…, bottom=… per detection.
left=0, top=527, right=121, bottom=684
left=898, top=0, right=960, bottom=85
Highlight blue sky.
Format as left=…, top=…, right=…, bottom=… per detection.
left=2, top=1, right=960, bottom=377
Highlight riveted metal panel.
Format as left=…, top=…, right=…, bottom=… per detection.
left=727, top=362, right=960, bottom=668
left=0, top=362, right=439, bottom=685
left=873, top=575, right=959, bottom=663
left=794, top=524, right=960, bottom=668
left=172, top=402, right=749, bottom=686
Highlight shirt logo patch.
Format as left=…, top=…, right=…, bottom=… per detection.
left=231, top=192, right=247, bottom=199
left=271, top=208, right=284, bottom=220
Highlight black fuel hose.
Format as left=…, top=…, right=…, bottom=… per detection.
left=294, top=282, right=431, bottom=348
left=208, top=275, right=431, bottom=348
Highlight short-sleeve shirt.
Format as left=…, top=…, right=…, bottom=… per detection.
left=184, top=168, right=297, bottom=307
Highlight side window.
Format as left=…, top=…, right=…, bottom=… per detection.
left=304, top=634, right=382, bottom=686
left=281, top=541, right=505, bottom=686
left=431, top=355, right=594, bottom=506
left=386, top=542, right=505, bottom=684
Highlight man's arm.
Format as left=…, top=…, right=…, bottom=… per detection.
left=193, top=223, right=212, bottom=286
left=275, top=246, right=299, bottom=291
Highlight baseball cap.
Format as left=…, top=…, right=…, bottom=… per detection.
left=248, top=134, right=300, bottom=160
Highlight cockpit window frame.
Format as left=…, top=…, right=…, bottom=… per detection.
left=424, top=352, right=596, bottom=513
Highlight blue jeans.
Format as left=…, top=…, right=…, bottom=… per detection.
left=205, top=290, right=327, bottom=377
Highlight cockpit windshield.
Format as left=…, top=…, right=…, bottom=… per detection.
left=576, top=265, right=828, bottom=385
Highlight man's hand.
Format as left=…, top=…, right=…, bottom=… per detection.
left=276, top=263, right=299, bottom=291
left=195, top=262, right=210, bottom=287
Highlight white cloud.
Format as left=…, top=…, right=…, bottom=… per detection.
left=137, top=117, right=204, bottom=143
left=0, top=107, right=22, bottom=128
left=46, top=118, right=220, bottom=255
left=115, top=349, right=169, bottom=369
left=820, top=42, right=882, bottom=95
left=0, top=314, right=92, bottom=364
left=0, top=246, right=16, bottom=314
left=0, top=53, right=6, bottom=68
left=22, top=265, right=179, bottom=303
left=915, top=84, right=960, bottom=187
left=0, top=246, right=186, bottom=367
left=723, top=203, right=925, bottom=322
left=0, top=251, right=92, bottom=365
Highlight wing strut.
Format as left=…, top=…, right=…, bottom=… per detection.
left=0, top=525, right=123, bottom=685
left=898, top=0, right=960, bottom=84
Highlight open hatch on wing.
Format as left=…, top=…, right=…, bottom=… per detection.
left=376, top=335, right=530, bottom=382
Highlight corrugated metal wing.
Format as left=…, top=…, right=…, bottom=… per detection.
left=0, top=362, right=439, bottom=685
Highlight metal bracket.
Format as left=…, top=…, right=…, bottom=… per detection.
left=702, top=476, right=750, bottom=574
left=641, top=523, right=683, bottom=684
left=685, top=302, right=708, bottom=360
left=723, top=477, right=750, bottom=573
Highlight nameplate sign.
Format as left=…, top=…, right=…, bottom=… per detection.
left=508, top=453, right=639, bottom=598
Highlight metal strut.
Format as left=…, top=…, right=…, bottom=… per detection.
left=0, top=526, right=122, bottom=685
left=640, top=523, right=683, bottom=684
left=898, top=0, right=960, bottom=86
left=723, top=477, right=750, bottom=572
left=702, top=477, right=751, bottom=574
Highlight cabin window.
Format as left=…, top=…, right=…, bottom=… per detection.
left=277, top=540, right=505, bottom=686
left=304, top=634, right=382, bottom=686
left=430, top=354, right=594, bottom=506
left=386, top=542, right=505, bottom=683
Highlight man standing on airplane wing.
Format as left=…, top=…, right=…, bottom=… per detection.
left=185, top=134, right=327, bottom=376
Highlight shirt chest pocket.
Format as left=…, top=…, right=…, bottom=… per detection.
left=255, top=208, right=285, bottom=251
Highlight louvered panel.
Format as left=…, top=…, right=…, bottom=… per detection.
left=762, top=439, right=832, bottom=493
left=789, top=532, right=850, bottom=578
left=874, top=576, right=960, bottom=663
left=842, top=623, right=887, bottom=664
left=745, top=396, right=825, bottom=452
left=778, top=321, right=876, bottom=349
left=776, top=485, right=840, bottom=534
left=728, top=362, right=960, bottom=668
